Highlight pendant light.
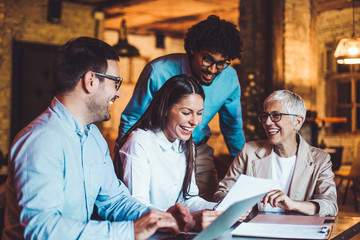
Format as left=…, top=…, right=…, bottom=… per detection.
left=113, top=19, right=140, bottom=57
left=334, top=0, right=360, bottom=64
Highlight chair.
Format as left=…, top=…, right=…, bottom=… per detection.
left=329, top=147, right=343, bottom=171
left=335, top=158, right=360, bottom=212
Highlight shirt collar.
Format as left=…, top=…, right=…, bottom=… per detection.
left=50, top=97, right=93, bottom=137
left=154, top=129, right=182, bottom=153
left=182, top=54, right=193, bottom=76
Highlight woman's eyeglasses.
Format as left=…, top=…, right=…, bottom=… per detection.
left=258, top=112, right=298, bottom=123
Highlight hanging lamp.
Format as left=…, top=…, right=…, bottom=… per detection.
left=334, top=0, right=360, bottom=64
left=113, top=19, right=140, bottom=57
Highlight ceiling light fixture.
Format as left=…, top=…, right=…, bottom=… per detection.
left=334, top=0, right=360, bottom=64
left=113, top=19, right=140, bottom=57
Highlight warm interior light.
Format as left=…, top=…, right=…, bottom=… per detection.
left=334, top=0, right=360, bottom=64
left=337, top=58, right=360, bottom=64
left=334, top=37, right=360, bottom=64
left=349, top=47, right=359, bottom=55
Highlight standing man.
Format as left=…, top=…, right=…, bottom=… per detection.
left=115, top=15, right=245, bottom=200
left=3, top=37, right=180, bottom=240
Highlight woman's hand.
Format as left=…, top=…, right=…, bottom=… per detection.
left=262, top=189, right=320, bottom=215
left=167, top=203, right=192, bottom=232
left=238, top=208, right=252, bottom=222
left=261, top=189, right=295, bottom=210
left=188, top=210, right=223, bottom=231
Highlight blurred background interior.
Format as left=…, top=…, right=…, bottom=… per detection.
left=1, top=0, right=360, bottom=223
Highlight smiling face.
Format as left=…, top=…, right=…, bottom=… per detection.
left=88, top=60, right=121, bottom=123
left=163, top=93, right=204, bottom=142
left=262, top=100, right=300, bottom=150
left=190, top=49, right=227, bottom=86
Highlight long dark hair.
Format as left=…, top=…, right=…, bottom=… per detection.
left=115, top=74, right=205, bottom=199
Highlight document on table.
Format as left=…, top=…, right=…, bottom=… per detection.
left=216, top=174, right=279, bottom=211
left=249, top=214, right=334, bottom=225
left=231, top=214, right=334, bottom=239
left=232, top=222, right=331, bottom=239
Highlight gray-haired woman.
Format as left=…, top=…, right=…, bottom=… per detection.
left=214, top=90, right=338, bottom=216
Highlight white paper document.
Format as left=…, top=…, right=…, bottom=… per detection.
left=232, top=222, right=331, bottom=239
left=216, top=174, right=279, bottom=211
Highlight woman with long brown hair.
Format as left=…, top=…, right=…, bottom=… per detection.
left=114, top=74, right=219, bottom=231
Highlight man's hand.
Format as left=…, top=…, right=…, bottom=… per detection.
left=189, top=210, right=223, bottom=231
left=167, top=203, right=192, bottom=232
left=134, top=209, right=179, bottom=240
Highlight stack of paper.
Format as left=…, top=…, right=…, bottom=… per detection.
left=216, top=174, right=279, bottom=211
left=231, top=214, right=334, bottom=239
left=232, top=222, right=330, bottom=239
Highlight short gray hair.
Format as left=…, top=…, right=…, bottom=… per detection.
left=264, top=90, right=306, bottom=120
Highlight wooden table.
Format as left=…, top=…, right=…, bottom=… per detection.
left=228, top=215, right=360, bottom=239
left=230, top=214, right=360, bottom=239
left=330, top=216, right=360, bottom=239
left=149, top=214, right=360, bottom=239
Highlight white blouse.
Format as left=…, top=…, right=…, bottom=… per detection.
left=119, top=129, right=217, bottom=212
left=263, top=151, right=296, bottom=213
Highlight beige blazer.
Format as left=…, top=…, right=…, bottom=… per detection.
left=214, top=134, right=338, bottom=216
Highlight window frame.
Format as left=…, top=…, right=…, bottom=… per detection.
left=327, top=67, right=360, bottom=132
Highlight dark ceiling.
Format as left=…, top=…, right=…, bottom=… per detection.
left=64, top=0, right=359, bottom=37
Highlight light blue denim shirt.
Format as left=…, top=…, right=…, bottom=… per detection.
left=118, top=53, right=245, bottom=158
left=4, top=98, right=151, bottom=240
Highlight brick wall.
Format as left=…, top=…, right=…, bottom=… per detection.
left=284, top=0, right=317, bottom=109
left=0, top=0, right=102, bottom=155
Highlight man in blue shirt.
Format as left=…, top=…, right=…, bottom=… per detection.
left=115, top=15, right=246, bottom=201
left=3, top=37, right=181, bottom=240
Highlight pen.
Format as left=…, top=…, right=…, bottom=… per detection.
left=320, top=226, right=329, bottom=234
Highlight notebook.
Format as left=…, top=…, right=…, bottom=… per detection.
left=232, top=214, right=335, bottom=239
left=232, top=222, right=331, bottom=239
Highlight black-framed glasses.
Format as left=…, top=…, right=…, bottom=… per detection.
left=93, top=72, right=123, bottom=91
left=258, top=112, right=299, bottom=123
left=201, top=57, right=230, bottom=70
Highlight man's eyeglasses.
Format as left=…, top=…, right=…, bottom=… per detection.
left=258, top=112, right=298, bottom=123
left=92, top=72, right=123, bottom=91
left=201, top=57, right=230, bottom=70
